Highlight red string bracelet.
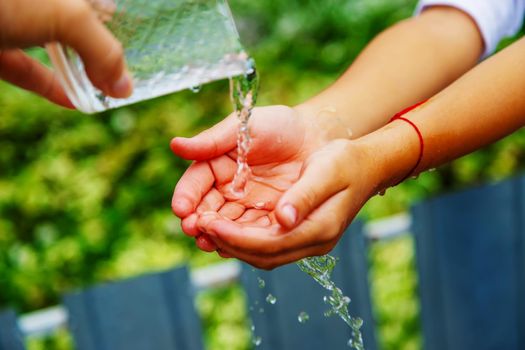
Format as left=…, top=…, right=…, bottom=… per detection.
left=389, top=99, right=428, bottom=184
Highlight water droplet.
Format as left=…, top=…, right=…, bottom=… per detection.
left=249, top=306, right=254, bottom=311
left=258, top=307, right=264, bottom=313
left=428, top=168, right=436, bottom=172
left=266, top=294, right=277, bottom=305
left=298, top=312, right=310, bottom=324
left=254, top=202, right=266, bottom=210
left=377, top=189, right=386, bottom=196
left=257, top=277, right=265, bottom=288
left=250, top=325, right=255, bottom=332
left=254, top=300, right=259, bottom=305
left=190, top=85, right=201, bottom=93
left=253, top=336, right=262, bottom=346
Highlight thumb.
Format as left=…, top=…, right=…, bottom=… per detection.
left=54, top=0, right=132, bottom=98
left=171, top=115, right=238, bottom=161
left=275, top=150, right=349, bottom=229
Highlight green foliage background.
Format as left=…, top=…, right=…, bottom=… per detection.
left=1, top=0, right=524, bottom=349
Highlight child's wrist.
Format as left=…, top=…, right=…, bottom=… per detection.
left=355, top=119, right=423, bottom=191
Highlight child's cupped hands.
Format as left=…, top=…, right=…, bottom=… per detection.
left=171, top=105, right=381, bottom=269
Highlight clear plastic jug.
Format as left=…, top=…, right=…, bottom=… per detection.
left=46, top=0, right=248, bottom=113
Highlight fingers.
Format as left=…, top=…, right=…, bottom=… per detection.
left=236, top=209, right=268, bottom=223
left=177, top=166, right=221, bottom=238
left=170, top=115, right=238, bottom=161
left=216, top=241, right=334, bottom=270
left=204, top=219, right=280, bottom=251
left=217, top=250, right=233, bottom=259
left=203, top=189, right=355, bottom=269
left=191, top=215, right=333, bottom=268
left=196, top=234, right=217, bottom=252
left=205, top=218, right=323, bottom=255
left=172, top=162, right=214, bottom=218
left=254, top=215, right=272, bottom=227
left=275, top=141, right=351, bottom=228
left=0, top=0, right=131, bottom=98
left=54, top=0, right=132, bottom=98
left=208, top=155, right=237, bottom=186
left=196, top=188, right=225, bottom=215
left=0, top=50, right=74, bottom=108
left=181, top=214, right=199, bottom=237
left=205, top=190, right=352, bottom=257
left=180, top=212, right=218, bottom=252
left=218, top=202, right=245, bottom=220
left=182, top=215, right=218, bottom=254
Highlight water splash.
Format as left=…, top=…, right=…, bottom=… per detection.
left=253, top=336, right=262, bottom=347
left=298, top=312, right=310, bottom=324
left=229, top=57, right=259, bottom=196
left=297, top=256, right=364, bottom=350
left=266, top=294, right=277, bottom=305
left=228, top=56, right=363, bottom=349
left=257, top=277, right=266, bottom=289
left=250, top=324, right=262, bottom=347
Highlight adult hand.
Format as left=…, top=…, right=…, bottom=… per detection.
left=171, top=105, right=382, bottom=269
left=0, top=0, right=132, bottom=108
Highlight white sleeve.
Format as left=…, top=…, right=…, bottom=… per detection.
left=415, top=0, right=525, bottom=58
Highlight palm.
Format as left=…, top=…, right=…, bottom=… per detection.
left=174, top=106, right=321, bottom=229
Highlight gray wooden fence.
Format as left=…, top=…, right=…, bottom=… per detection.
left=413, top=177, right=525, bottom=350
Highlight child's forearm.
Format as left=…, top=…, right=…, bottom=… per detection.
left=297, top=6, right=483, bottom=138
left=360, top=37, right=525, bottom=189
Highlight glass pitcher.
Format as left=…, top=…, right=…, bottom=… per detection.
left=46, top=0, right=248, bottom=113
